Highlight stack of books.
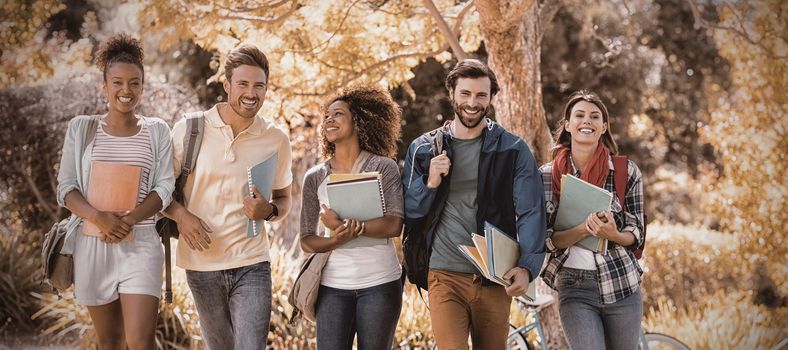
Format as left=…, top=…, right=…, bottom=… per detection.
left=458, top=222, right=536, bottom=301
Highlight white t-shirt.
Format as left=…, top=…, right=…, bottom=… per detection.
left=563, top=246, right=597, bottom=270
left=317, top=177, right=402, bottom=289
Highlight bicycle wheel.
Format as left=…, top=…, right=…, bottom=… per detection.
left=640, top=332, right=690, bottom=350
left=507, top=324, right=535, bottom=350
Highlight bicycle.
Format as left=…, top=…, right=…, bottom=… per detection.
left=428, top=291, right=690, bottom=350
left=508, top=294, right=691, bottom=350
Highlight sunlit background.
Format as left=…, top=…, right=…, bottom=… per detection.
left=0, top=0, right=785, bottom=349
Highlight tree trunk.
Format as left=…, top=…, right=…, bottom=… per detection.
left=476, top=1, right=553, bottom=164
left=476, top=1, right=568, bottom=348
left=536, top=279, right=569, bottom=349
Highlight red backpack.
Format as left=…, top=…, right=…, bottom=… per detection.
left=612, top=156, right=647, bottom=259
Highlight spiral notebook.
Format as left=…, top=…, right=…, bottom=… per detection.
left=326, top=172, right=387, bottom=249
left=246, top=153, right=279, bottom=238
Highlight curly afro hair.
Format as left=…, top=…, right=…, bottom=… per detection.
left=320, top=85, right=402, bottom=160
left=95, top=33, right=144, bottom=81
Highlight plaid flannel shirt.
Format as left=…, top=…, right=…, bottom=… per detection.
left=539, top=156, right=645, bottom=304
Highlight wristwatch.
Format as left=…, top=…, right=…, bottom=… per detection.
left=264, top=202, right=279, bottom=221
left=545, top=237, right=556, bottom=252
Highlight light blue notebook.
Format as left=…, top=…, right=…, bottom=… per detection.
left=554, top=174, right=612, bottom=253
left=246, top=153, right=279, bottom=237
left=326, top=174, right=387, bottom=249
left=485, top=222, right=519, bottom=281
left=326, top=176, right=385, bottom=221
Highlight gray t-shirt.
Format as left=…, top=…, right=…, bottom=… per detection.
left=429, top=136, right=482, bottom=273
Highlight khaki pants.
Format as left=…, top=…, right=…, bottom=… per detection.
left=428, top=269, right=511, bottom=350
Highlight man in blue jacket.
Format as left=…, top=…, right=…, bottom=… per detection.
left=402, top=59, right=546, bottom=349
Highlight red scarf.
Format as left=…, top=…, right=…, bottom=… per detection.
left=552, top=144, right=610, bottom=203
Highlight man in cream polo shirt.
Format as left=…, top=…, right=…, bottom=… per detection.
left=164, top=45, right=293, bottom=350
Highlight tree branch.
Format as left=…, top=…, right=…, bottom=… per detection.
left=422, top=0, right=467, bottom=60
left=24, top=164, right=58, bottom=222
left=452, top=1, right=474, bottom=37
left=685, top=0, right=786, bottom=59
left=216, top=0, right=298, bottom=25
left=476, top=0, right=537, bottom=33
left=504, top=0, right=538, bottom=29
left=336, top=45, right=448, bottom=89
left=220, top=0, right=291, bottom=12
left=286, top=0, right=362, bottom=55
left=474, top=0, right=504, bottom=32
left=539, top=0, right=563, bottom=31
left=288, top=44, right=451, bottom=97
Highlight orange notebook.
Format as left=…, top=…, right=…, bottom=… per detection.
left=82, top=161, right=142, bottom=240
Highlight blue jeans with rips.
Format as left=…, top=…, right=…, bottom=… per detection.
left=315, top=278, right=403, bottom=350
left=556, top=267, right=643, bottom=350
left=186, top=261, right=272, bottom=350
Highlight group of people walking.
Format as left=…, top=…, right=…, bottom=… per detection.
left=56, top=33, right=645, bottom=350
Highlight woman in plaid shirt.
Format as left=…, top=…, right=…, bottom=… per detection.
left=539, top=90, right=645, bottom=350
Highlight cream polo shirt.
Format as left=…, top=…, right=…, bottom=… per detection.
left=172, top=104, right=293, bottom=271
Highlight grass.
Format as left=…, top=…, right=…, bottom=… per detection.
left=641, top=224, right=786, bottom=350
left=0, top=232, right=46, bottom=332
left=644, top=291, right=786, bottom=350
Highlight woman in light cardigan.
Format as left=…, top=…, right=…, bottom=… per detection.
left=56, top=33, right=174, bottom=350
left=299, top=85, right=404, bottom=350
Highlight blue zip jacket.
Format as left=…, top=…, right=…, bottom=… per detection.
left=402, top=120, right=546, bottom=284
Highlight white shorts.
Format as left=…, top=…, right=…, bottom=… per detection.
left=73, top=225, right=163, bottom=306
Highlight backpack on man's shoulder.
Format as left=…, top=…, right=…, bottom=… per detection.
left=402, top=127, right=446, bottom=291
left=612, top=155, right=648, bottom=259
left=156, top=111, right=205, bottom=303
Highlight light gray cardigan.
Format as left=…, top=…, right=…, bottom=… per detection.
left=56, top=115, right=175, bottom=254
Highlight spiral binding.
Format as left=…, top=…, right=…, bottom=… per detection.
left=377, top=175, right=387, bottom=214
left=247, top=166, right=259, bottom=236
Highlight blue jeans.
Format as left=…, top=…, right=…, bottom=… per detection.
left=315, top=279, right=403, bottom=350
left=186, top=261, right=272, bottom=350
left=556, top=267, right=643, bottom=350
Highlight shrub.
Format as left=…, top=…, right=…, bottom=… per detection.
left=0, top=230, right=45, bottom=331
left=645, top=291, right=786, bottom=350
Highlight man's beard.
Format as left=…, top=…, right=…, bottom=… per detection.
left=229, top=95, right=261, bottom=119
left=452, top=99, right=491, bottom=129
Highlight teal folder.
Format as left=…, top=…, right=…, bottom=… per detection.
left=246, top=153, right=279, bottom=237
left=554, top=175, right=612, bottom=253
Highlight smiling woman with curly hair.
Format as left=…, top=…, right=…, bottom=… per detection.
left=300, top=84, right=405, bottom=350
left=319, top=85, right=401, bottom=160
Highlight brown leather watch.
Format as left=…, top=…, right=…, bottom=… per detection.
left=265, top=202, right=278, bottom=221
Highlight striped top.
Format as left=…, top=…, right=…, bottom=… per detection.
left=91, top=122, right=155, bottom=227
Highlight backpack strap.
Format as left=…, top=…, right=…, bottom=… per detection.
left=612, top=155, right=647, bottom=258
left=162, top=231, right=173, bottom=303
left=181, top=112, right=206, bottom=177
left=163, top=111, right=206, bottom=303
left=428, top=127, right=445, bottom=157
left=612, top=156, right=628, bottom=207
